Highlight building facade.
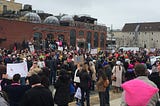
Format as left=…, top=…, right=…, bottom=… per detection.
left=0, top=0, right=107, bottom=50
left=113, top=22, right=160, bottom=49
left=0, top=0, right=22, bottom=14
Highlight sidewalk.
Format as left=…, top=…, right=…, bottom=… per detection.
left=93, top=98, right=121, bottom=106
left=69, top=91, right=122, bottom=106
left=49, top=85, right=122, bottom=106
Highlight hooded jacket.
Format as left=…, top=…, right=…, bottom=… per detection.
left=121, top=76, right=159, bottom=106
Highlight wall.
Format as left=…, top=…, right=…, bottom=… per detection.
left=0, top=18, right=107, bottom=49
left=0, top=0, right=22, bottom=14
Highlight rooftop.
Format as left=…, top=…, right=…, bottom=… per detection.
left=122, top=22, right=160, bottom=32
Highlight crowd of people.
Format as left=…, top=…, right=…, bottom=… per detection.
left=0, top=46, right=160, bottom=106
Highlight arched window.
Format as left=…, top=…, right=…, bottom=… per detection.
left=79, top=30, right=84, bottom=36
left=47, top=33, right=54, bottom=40
left=58, top=34, right=64, bottom=41
left=87, top=31, right=92, bottom=47
left=70, top=29, right=76, bottom=46
left=33, top=32, right=43, bottom=50
left=33, top=32, right=42, bottom=40
left=94, top=32, right=98, bottom=48
left=100, top=33, right=105, bottom=47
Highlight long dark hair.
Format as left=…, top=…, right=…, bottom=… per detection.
left=98, top=68, right=107, bottom=80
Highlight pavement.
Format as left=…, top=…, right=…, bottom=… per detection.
left=49, top=85, right=122, bottom=106
left=68, top=90, right=122, bottom=106
left=93, top=98, right=121, bottom=106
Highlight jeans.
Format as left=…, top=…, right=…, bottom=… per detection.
left=81, top=89, right=90, bottom=106
left=50, top=70, right=56, bottom=84
left=99, top=92, right=107, bottom=106
left=105, top=86, right=110, bottom=106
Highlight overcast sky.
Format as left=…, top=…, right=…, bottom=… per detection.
left=16, top=0, right=160, bottom=29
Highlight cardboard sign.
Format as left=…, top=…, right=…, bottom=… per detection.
left=74, top=55, right=84, bottom=65
left=7, top=62, right=28, bottom=78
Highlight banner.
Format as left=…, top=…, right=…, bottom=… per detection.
left=7, top=62, right=28, bottom=78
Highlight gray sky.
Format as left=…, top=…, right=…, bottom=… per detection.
left=16, top=0, right=160, bottom=29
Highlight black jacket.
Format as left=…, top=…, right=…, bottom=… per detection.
left=149, top=72, right=160, bottom=96
left=79, top=70, right=91, bottom=90
left=54, top=75, right=70, bottom=105
left=3, top=84, right=30, bottom=106
left=21, top=85, right=54, bottom=106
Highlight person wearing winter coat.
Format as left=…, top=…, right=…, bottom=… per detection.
left=121, top=64, right=159, bottom=106
left=96, top=68, right=109, bottom=106
left=54, top=69, right=71, bottom=106
left=79, top=62, right=91, bottom=106
left=89, top=61, right=96, bottom=91
left=112, top=61, right=124, bottom=93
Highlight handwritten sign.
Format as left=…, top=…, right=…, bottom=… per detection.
left=7, top=62, right=28, bottom=78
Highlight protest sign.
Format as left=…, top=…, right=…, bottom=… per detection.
left=7, top=62, right=28, bottom=78
left=58, top=46, right=63, bottom=51
left=74, top=55, right=84, bottom=65
left=91, top=49, right=98, bottom=54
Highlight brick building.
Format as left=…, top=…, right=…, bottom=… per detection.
left=0, top=0, right=107, bottom=50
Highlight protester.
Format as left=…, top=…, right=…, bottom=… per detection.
left=54, top=69, right=70, bottom=106
left=27, top=61, right=42, bottom=77
left=103, top=61, right=112, bottom=106
left=89, top=61, right=96, bottom=91
left=20, top=74, right=54, bottom=106
left=112, top=61, right=124, bottom=93
left=149, top=65, right=160, bottom=96
left=96, top=68, right=109, bottom=106
left=73, top=63, right=82, bottom=105
left=79, top=62, right=91, bottom=106
left=121, top=64, right=159, bottom=106
left=3, top=74, right=30, bottom=106
left=45, top=55, right=57, bottom=85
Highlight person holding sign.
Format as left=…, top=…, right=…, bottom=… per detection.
left=27, top=61, right=42, bottom=77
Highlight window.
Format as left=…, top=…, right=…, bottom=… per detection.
left=70, top=29, right=76, bottom=46
left=58, top=34, right=64, bottom=41
left=3, top=5, right=7, bottom=13
left=87, top=31, right=92, bottom=47
left=33, top=32, right=42, bottom=40
left=47, top=33, right=54, bottom=40
left=100, top=33, right=105, bottom=48
left=94, top=32, right=98, bottom=48
left=33, top=32, right=43, bottom=50
left=79, top=30, right=84, bottom=36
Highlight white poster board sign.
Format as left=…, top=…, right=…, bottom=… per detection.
left=7, top=62, right=28, bottom=78
left=29, top=45, right=35, bottom=53
left=58, top=46, right=63, bottom=51
left=91, top=49, right=98, bottom=54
